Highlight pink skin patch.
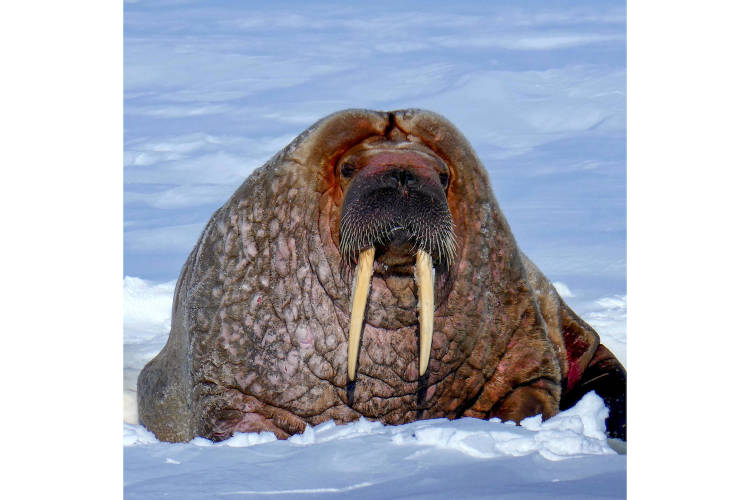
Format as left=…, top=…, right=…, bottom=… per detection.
left=563, top=329, right=589, bottom=391
left=424, top=384, right=437, bottom=400
left=566, top=360, right=583, bottom=391
left=356, top=150, right=443, bottom=185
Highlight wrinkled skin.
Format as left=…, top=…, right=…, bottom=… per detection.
left=137, top=109, right=626, bottom=443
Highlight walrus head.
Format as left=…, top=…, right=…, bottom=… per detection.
left=291, top=108, right=503, bottom=397
left=336, top=138, right=457, bottom=381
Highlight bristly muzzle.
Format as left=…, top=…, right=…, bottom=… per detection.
left=339, top=176, right=457, bottom=268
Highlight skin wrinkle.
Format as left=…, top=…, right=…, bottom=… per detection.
left=313, top=197, right=438, bottom=393
left=227, top=376, right=333, bottom=420
left=303, top=250, right=350, bottom=396
left=137, top=109, right=626, bottom=443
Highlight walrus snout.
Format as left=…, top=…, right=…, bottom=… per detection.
left=338, top=142, right=456, bottom=381
left=338, top=149, right=456, bottom=267
left=388, top=226, right=410, bottom=245
left=383, top=168, right=417, bottom=190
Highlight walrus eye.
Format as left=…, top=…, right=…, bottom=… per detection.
left=340, top=162, right=355, bottom=178
left=439, top=172, right=449, bottom=188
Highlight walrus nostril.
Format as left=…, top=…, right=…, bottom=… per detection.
left=388, top=226, right=410, bottom=246
left=388, top=168, right=416, bottom=188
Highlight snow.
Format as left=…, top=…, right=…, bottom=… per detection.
left=125, top=394, right=623, bottom=499
left=124, top=1, right=626, bottom=498
left=123, top=276, right=177, bottom=425
left=581, top=295, right=627, bottom=367
left=552, top=281, right=574, bottom=298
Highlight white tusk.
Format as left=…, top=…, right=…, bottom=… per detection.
left=415, top=249, right=434, bottom=377
left=348, top=247, right=375, bottom=382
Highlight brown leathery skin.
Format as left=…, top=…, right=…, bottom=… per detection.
left=137, top=108, right=626, bottom=442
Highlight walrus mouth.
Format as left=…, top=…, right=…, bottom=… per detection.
left=338, top=145, right=456, bottom=382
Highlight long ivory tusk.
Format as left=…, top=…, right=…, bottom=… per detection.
left=415, top=249, right=434, bottom=377
left=348, top=247, right=376, bottom=382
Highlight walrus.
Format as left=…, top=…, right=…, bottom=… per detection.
left=137, top=108, right=626, bottom=443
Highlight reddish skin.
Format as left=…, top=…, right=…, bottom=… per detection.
left=566, top=360, right=583, bottom=392
left=563, top=327, right=589, bottom=390
left=137, top=109, right=627, bottom=443
left=358, top=151, right=438, bottom=172
left=356, top=159, right=439, bottom=191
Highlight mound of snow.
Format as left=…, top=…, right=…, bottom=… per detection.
left=124, top=393, right=623, bottom=498
left=123, top=276, right=175, bottom=342
left=123, top=423, right=159, bottom=446
left=123, top=277, right=176, bottom=424
left=582, top=294, right=627, bottom=367
left=125, top=392, right=614, bottom=461
left=552, top=281, right=575, bottom=298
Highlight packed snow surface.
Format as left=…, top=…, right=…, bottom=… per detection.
left=125, top=393, right=623, bottom=499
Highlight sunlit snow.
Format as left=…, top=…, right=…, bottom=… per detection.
left=125, top=393, right=623, bottom=499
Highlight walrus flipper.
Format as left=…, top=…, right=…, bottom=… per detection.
left=136, top=249, right=203, bottom=442
left=136, top=212, right=224, bottom=443
left=520, top=252, right=626, bottom=440
left=560, top=343, right=626, bottom=440
left=136, top=295, right=192, bottom=442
